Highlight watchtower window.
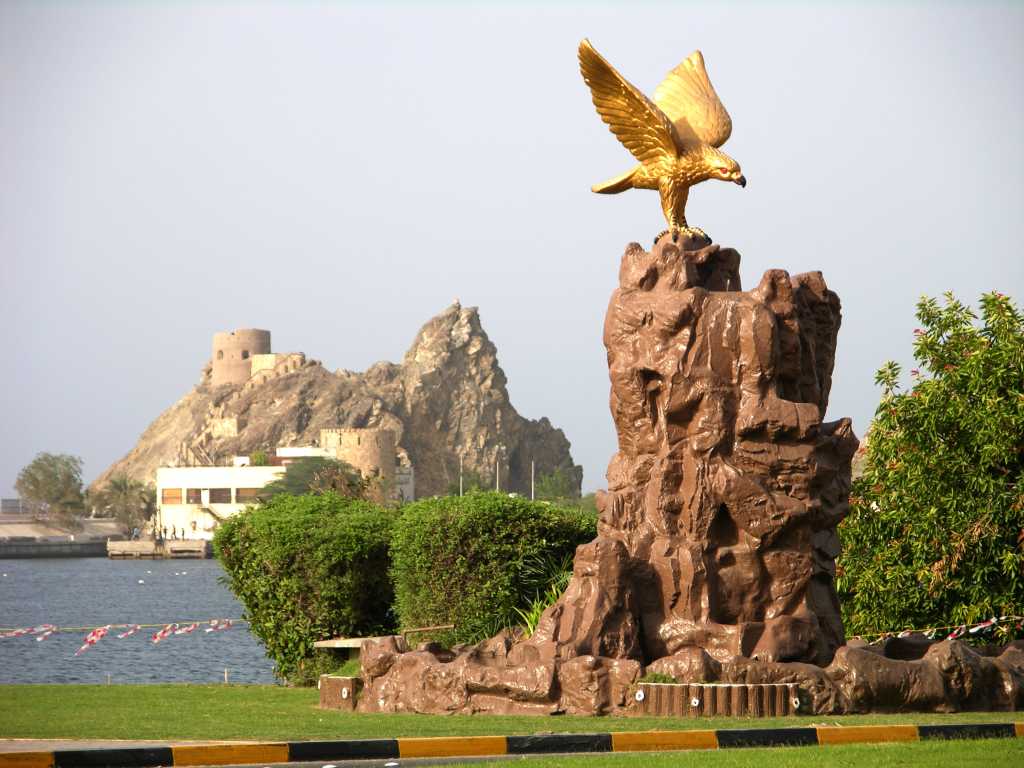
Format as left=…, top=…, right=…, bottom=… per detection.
left=186, top=488, right=202, bottom=505
left=216, top=350, right=224, bottom=360
left=242, top=350, right=250, bottom=360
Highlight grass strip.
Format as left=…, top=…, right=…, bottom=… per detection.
left=0, top=685, right=1021, bottom=741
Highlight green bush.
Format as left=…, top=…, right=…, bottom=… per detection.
left=639, top=672, right=678, bottom=684
left=390, top=492, right=597, bottom=647
left=838, top=291, right=1023, bottom=640
left=213, top=492, right=398, bottom=684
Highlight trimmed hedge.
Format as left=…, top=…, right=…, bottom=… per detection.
left=390, top=492, right=597, bottom=647
left=213, top=492, right=398, bottom=684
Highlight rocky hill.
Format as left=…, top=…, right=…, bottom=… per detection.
left=94, top=303, right=582, bottom=498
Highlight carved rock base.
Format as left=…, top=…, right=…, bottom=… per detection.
left=358, top=234, right=1024, bottom=715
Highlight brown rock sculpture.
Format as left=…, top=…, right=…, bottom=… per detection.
left=541, top=233, right=856, bottom=670
left=359, top=234, right=1024, bottom=716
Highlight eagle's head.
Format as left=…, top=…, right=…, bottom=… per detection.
left=703, top=149, right=746, bottom=188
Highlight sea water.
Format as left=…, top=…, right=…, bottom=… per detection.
left=0, top=558, right=276, bottom=684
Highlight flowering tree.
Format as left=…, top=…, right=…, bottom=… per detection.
left=837, top=291, right=1023, bottom=640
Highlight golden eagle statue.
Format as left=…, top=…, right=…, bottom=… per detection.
left=578, top=39, right=745, bottom=238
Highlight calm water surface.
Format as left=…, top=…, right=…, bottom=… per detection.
left=0, top=558, right=276, bottom=684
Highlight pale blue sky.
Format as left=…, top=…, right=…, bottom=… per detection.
left=2, top=1, right=1022, bottom=495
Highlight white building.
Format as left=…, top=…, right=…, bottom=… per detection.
left=275, top=446, right=333, bottom=460
left=155, top=465, right=284, bottom=541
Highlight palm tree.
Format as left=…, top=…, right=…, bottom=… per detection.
left=92, top=475, right=153, bottom=534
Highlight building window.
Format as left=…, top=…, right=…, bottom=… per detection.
left=161, top=488, right=182, bottom=504
left=235, top=488, right=261, bottom=503
left=216, top=350, right=224, bottom=360
left=242, top=350, right=250, bottom=360
left=186, top=488, right=202, bottom=505
left=209, top=488, right=231, bottom=504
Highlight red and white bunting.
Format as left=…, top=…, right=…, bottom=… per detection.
left=1, top=625, right=45, bottom=639
left=969, top=617, right=998, bottom=634
left=151, top=624, right=178, bottom=644
left=74, top=625, right=111, bottom=656
left=1, top=619, right=246, bottom=651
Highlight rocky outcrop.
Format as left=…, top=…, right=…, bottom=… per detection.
left=356, top=233, right=1024, bottom=716
left=94, top=304, right=581, bottom=498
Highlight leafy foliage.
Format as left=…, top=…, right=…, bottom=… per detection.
left=513, top=550, right=574, bottom=637
left=838, top=291, right=1024, bottom=640
left=90, top=474, right=155, bottom=533
left=15, top=452, right=85, bottom=530
left=638, top=672, right=678, bottom=684
left=248, top=450, right=269, bottom=467
left=389, top=492, right=596, bottom=647
left=446, top=468, right=492, bottom=496
left=534, top=466, right=581, bottom=501
left=259, top=457, right=369, bottom=501
left=213, top=492, right=398, bottom=684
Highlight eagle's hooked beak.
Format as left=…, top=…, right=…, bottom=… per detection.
left=735, top=175, right=746, bottom=188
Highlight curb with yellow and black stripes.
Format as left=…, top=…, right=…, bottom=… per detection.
left=2, top=723, right=1022, bottom=767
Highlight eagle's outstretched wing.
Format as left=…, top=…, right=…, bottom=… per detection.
left=578, top=39, right=680, bottom=165
left=654, top=50, right=732, bottom=149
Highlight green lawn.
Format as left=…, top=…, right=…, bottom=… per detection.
left=448, top=740, right=1024, bottom=768
left=0, top=685, right=1021, bottom=741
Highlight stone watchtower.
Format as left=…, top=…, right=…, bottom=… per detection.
left=320, top=428, right=396, bottom=490
left=211, top=329, right=271, bottom=386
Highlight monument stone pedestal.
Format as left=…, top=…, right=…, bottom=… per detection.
left=356, top=236, right=1024, bottom=716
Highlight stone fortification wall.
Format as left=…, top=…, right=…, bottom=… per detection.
left=320, top=427, right=396, bottom=488
left=245, top=353, right=307, bottom=389
left=211, top=329, right=271, bottom=386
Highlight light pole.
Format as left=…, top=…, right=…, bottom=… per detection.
left=495, top=445, right=505, bottom=493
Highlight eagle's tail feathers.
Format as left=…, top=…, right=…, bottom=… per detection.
left=592, top=167, right=638, bottom=194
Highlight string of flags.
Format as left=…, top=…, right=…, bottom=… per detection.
left=7, top=615, right=1020, bottom=654
left=0, top=618, right=245, bottom=655
left=851, top=614, right=1024, bottom=642
left=75, top=626, right=110, bottom=656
